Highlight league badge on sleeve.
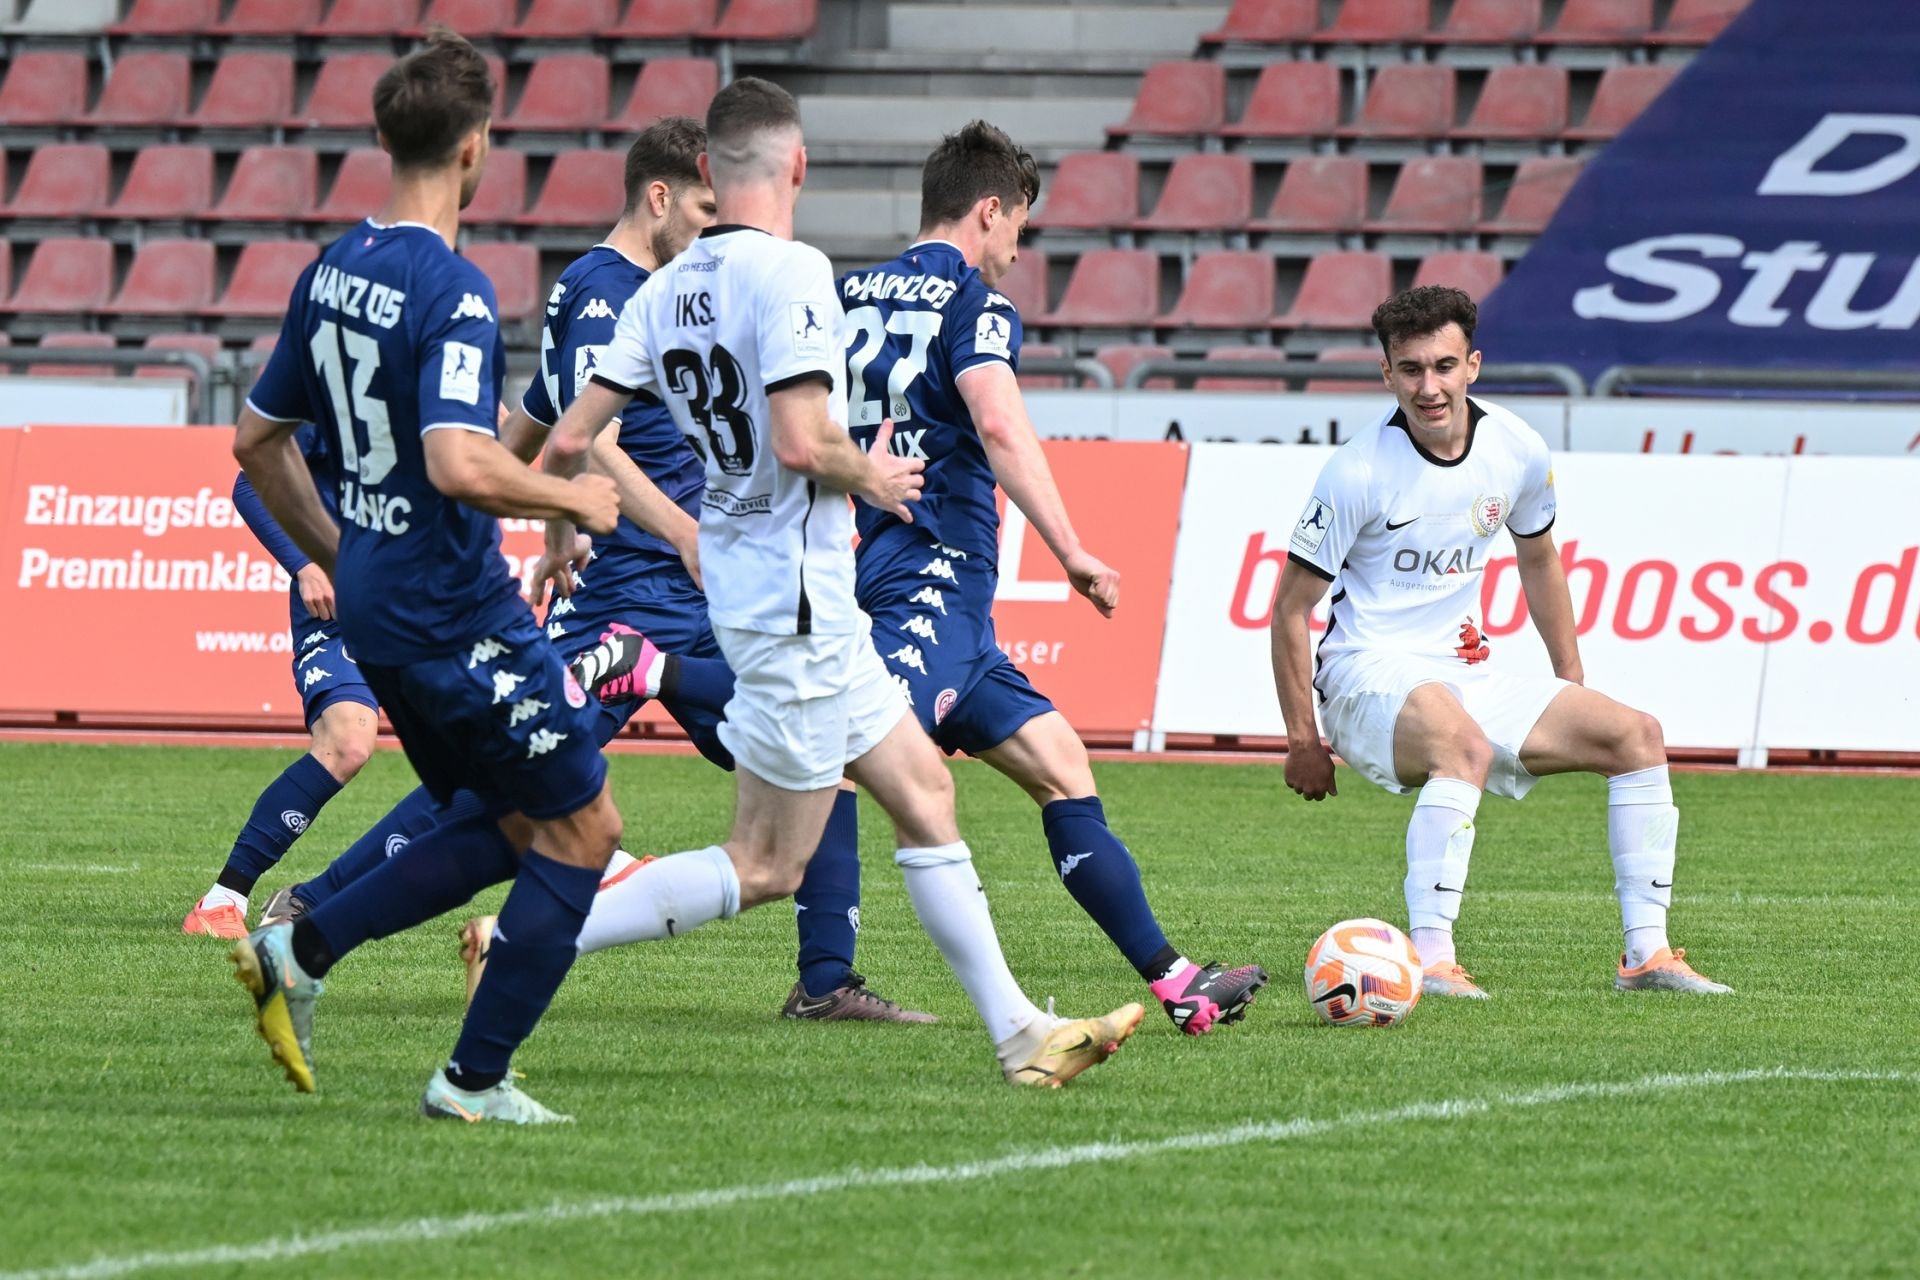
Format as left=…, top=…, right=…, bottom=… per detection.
left=441, top=341, right=483, bottom=405
left=1291, top=497, right=1334, bottom=554
left=789, top=302, right=832, bottom=359
left=975, top=311, right=1013, bottom=358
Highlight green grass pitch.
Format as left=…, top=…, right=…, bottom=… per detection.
left=1, top=741, right=1916, bottom=1278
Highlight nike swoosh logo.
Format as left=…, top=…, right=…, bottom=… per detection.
left=793, top=995, right=836, bottom=1015
left=1434, top=883, right=1462, bottom=893
left=1651, top=879, right=1673, bottom=888
left=1056, top=1034, right=1095, bottom=1055
left=1312, top=983, right=1358, bottom=1005
left=1386, top=516, right=1419, bottom=530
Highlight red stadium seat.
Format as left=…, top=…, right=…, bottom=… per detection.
left=1542, top=0, right=1651, bottom=42
left=1042, top=249, right=1159, bottom=327
left=484, top=55, right=509, bottom=118
left=0, top=242, right=11, bottom=304
left=1365, top=156, right=1483, bottom=232
left=312, top=149, right=388, bottom=222
left=463, top=148, right=528, bottom=224
left=210, top=147, right=320, bottom=221
left=190, top=53, right=296, bottom=128
left=1341, top=65, right=1454, bottom=138
left=1316, top=0, right=1430, bottom=42
left=1304, top=344, right=1384, bottom=392
left=8, top=239, right=115, bottom=313
left=502, top=55, right=609, bottom=131
left=1274, top=251, right=1391, bottom=329
left=317, top=0, right=423, bottom=35
left=503, top=0, right=620, bottom=38
left=1016, top=340, right=1067, bottom=390
left=1093, top=344, right=1173, bottom=389
left=996, top=251, right=1049, bottom=318
left=707, top=0, right=818, bottom=40
left=1412, top=250, right=1504, bottom=299
left=1480, top=156, right=1585, bottom=233
left=219, top=0, right=323, bottom=34
left=138, top=333, right=223, bottom=379
left=605, top=58, right=720, bottom=133
left=412, top=0, right=514, bottom=36
left=1457, top=65, right=1566, bottom=139
left=518, top=150, right=626, bottom=227
left=109, top=0, right=219, bottom=34
left=101, top=240, right=217, bottom=314
left=1438, top=0, right=1538, bottom=40
left=213, top=240, right=320, bottom=317
left=292, top=54, right=392, bottom=129
left=1031, top=153, right=1138, bottom=231
left=1221, top=62, right=1342, bottom=138
left=1194, top=344, right=1288, bottom=392
left=1252, top=156, right=1366, bottom=234
left=610, top=0, right=718, bottom=37
left=1107, top=62, right=1226, bottom=138
left=1160, top=251, right=1274, bottom=328
left=28, top=332, right=117, bottom=378
left=0, top=53, right=88, bottom=127
left=1, top=144, right=110, bottom=218
left=109, top=145, right=215, bottom=219
left=1201, top=0, right=1316, bottom=45
left=463, top=243, right=539, bottom=323
left=1653, top=0, right=1749, bottom=42
left=88, top=53, right=192, bottom=126
left=1138, top=155, right=1252, bottom=232
left=1566, top=64, right=1678, bottom=139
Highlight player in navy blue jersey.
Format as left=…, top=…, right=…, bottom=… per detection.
left=226, top=30, right=627, bottom=1123
left=839, top=123, right=1269, bottom=1034
left=182, top=425, right=381, bottom=940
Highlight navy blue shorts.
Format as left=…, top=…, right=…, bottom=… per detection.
left=358, top=612, right=607, bottom=821
left=856, top=533, right=1054, bottom=758
left=289, top=620, right=378, bottom=728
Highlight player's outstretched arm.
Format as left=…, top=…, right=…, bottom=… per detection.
left=1271, top=561, right=1338, bottom=801
left=233, top=405, right=341, bottom=577
left=958, top=362, right=1117, bottom=617
left=1513, top=528, right=1585, bottom=686
left=498, top=404, right=551, bottom=464
left=768, top=380, right=923, bottom=518
left=423, top=428, right=619, bottom=534
left=590, top=430, right=702, bottom=587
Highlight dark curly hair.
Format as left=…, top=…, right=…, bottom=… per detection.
left=1371, top=286, right=1477, bottom=356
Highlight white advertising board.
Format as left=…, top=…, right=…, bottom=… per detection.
left=1025, top=390, right=1571, bottom=448
left=0, top=377, right=188, bottom=427
left=1569, top=399, right=1920, bottom=457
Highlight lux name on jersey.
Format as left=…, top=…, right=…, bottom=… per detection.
left=840, top=272, right=959, bottom=309
left=308, top=265, right=405, bottom=329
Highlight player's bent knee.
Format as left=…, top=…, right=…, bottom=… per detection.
left=895, top=841, right=970, bottom=869
left=1432, top=729, right=1493, bottom=785
left=1624, top=709, right=1666, bottom=770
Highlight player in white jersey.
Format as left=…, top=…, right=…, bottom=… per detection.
left=538, top=77, right=1143, bottom=1084
left=1270, top=286, right=1729, bottom=998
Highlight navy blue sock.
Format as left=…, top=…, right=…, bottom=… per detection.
left=218, top=753, right=343, bottom=895
left=794, top=789, right=861, bottom=997
left=1042, top=796, right=1178, bottom=981
left=447, top=851, right=600, bottom=1090
left=294, top=810, right=519, bottom=979
left=659, top=653, right=734, bottom=719
left=297, top=786, right=483, bottom=908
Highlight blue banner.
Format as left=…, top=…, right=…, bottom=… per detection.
left=1477, top=0, right=1920, bottom=382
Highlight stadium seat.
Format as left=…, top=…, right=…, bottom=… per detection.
left=463, top=242, right=539, bottom=323
left=108, top=0, right=218, bottom=35
left=1200, top=0, right=1317, bottom=45
left=0, top=52, right=88, bottom=127
left=291, top=54, right=392, bottom=129
left=1160, top=251, right=1274, bottom=328
left=1032, top=153, right=1138, bottom=231
left=1221, top=62, right=1342, bottom=139
left=997, top=250, right=1049, bottom=318
left=1041, top=249, right=1159, bottom=327
left=462, top=147, right=528, bottom=224
left=0, top=241, right=10, bottom=303
left=1194, top=344, right=1288, bottom=392
left=1016, top=340, right=1067, bottom=389
left=502, top=0, right=619, bottom=38
left=311, top=149, right=388, bottom=222
left=1274, top=251, right=1391, bottom=329
left=1107, top=62, right=1226, bottom=138
left=1479, top=156, right=1585, bottom=233
left=1456, top=64, right=1567, bottom=138
left=1541, top=0, right=1651, bottom=42
left=1566, top=64, right=1678, bottom=139
left=1250, top=155, right=1367, bottom=233
left=410, top=0, right=513, bottom=36
left=1412, top=250, right=1504, bottom=299
left=108, top=145, right=215, bottom=220
left=1341, top=65, right=1455, bottom=138
left=1304, top=344, right=1384, bottom=392
left=1, top=144, right=109, bottom=218
left=1652, top=0, right=1749, bottom=42
left=209, top=147, right=320, bottom=221
left=1093, top=344, right=1173, bottom=389
left=28, top=332, right=117, bottom=378
left=10, top=0, right=119, bottom=34
left=6, top=239, right=114, bottom=313
left=100, top=239, right=217, bottom=314
left=609, top=0, right=717, bottom=37
left=1138, top=155, right=1252, bottom=232
left=1315, top=0, right=1430, bottom=42
left=189, top=53, right=296, bottom=128
left=314, top=0, right=423, bottom=35
left=137, top=333, right=224, bottom=380
left=501, top=54, right=609, bottom=132
left=212, top=240, right=319, bottom=317
left=605, top=58, right=720, bottom=134
left=707, top=0, right=819, bottom=40
left=1364, top=156, right=1483, bottom=232
left=1437, top=0, right=1539, bottom=41
left=88, top=53, right=192, bottom=126
left=218, top=0, right=323, bottom=34
left=518, top=150, right=626, bottom=227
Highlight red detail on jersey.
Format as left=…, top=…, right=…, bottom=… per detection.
left=1455, top=620, right=1490, bottom=665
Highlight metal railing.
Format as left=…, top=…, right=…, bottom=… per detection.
left=1117, top=359, right=1588, bottom=396
left=1592, top=365, right=1920, bottom=399
left=1, top=347, right=217, bottom=421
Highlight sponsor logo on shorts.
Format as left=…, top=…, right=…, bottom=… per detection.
left=526, top=728, right=569, bottom=758
left=509, top=696, right=551, bottom=727
left=934, top=687, right=958, bottom=724
left=468, top=638, right=511, bottom=669
left=918, top=558, right=957, bottom=581
left=890, top=673, right=915, bottom=705
left=908, top=585, right=947, bottom=614
left=901, top=615, right=939, bottom=644
left=887, top=644, right=929, bottom=675
left=301, top=666, right=330, bottom=689
left=491, top=670, right=528, bottom=704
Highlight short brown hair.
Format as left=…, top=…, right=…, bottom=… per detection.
left=623, top=116, right=706, bottom=215
left=1371, top=286, right=1478, bottom=356
left=918, top=120, right=1040, bottom=229
left=374, top=28, right=495, bottom=168
left=705, top=76, right=801, bottom=159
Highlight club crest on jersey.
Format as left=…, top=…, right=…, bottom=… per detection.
left=451, top=292, right=495, bottom=323
left=577, top=297, right=617, bottom=321
left=789, top=302, right=832, bottom=358
left=1469, top=493, right=1510, bottom=537
left=975, top=312, right=1013, bottom=358
left=1291, top=498, right=1333, bottom=554
left=934, top=687, right=958, bottom=724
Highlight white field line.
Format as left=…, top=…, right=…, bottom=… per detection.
left=1478, top=889, right=1914, bottom=910
left=3, top=1066, right=1911, bottom=1280
left=9, top=864, right=142, bottom=875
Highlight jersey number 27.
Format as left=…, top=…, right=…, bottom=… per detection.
left=845, top=306, right=941, bottom=428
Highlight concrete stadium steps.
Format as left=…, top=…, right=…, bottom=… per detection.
left=798, top=93, right=1134, bottom=159
left=884, top=3, right=1227, bottom=53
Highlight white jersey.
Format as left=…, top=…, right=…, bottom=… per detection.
left=1288, top=397, right=1556, bottom=687
left=593, top=226, right=857, bottom=635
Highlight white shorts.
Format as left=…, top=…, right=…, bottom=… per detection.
left=713, top=619, right=910, bottom=792
left=1316, top=650, right=1571, bottom=800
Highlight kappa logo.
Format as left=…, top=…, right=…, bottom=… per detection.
left=296, top=645, right=328, bottom=666
left=890, top=673, right=915, bottom=705
left=549, top=596, right=576, bottom=617
left=930, top=541, right=969, bottom=560
left=908, top=585, right=947, bottom=615
left=900, top=615, right=939, bottom=644
left=450, top=292, right=495, bottom=323
left=577, top=297, right=617, bottom=320
left=1058, top=851, right=1093, bottom=878
left=299, top=630, right=326, bottom=649
left=983, top=290, right=1014, bottom=311
left=385, top=833, right=410, bottom=857
left=934, top=687, right=958, bottom=724
left=508, top=696, right=550, bottom=727
left=918, top=558, right=957, bottom=582
left=301, top=666, right=330, bottom=689
left=547, top=620, right=566, bottom=639
left=280, top=810, right=310, bottom=834
left=491, top=670, right=528, bottom=703
left=468, top=638, right=511, bottom=668
left=525, top=728, right=569, bottom=757
left=887, top=644, right=929, bottom=675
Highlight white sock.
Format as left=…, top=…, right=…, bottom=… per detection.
left=895, top=842, right=1044, bottom=1054
left=1404, top=777, right=1481, bottom=969
left=575, top=845, right=739, bottom=954
left=200, top=885, right=246, bottom=911
left=1608, top=765, right=1675, bottom=967
left=642, top=651, right=666, bottom=699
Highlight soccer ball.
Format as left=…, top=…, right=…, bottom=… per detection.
left=1304, top=918, right=1422, bottom=1027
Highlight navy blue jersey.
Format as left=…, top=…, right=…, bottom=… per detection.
left=522, top=245, right=705, bottom=561
left=247, top=219, right=522, bottom=665
left=837, top=240, right=1023, bottom=562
